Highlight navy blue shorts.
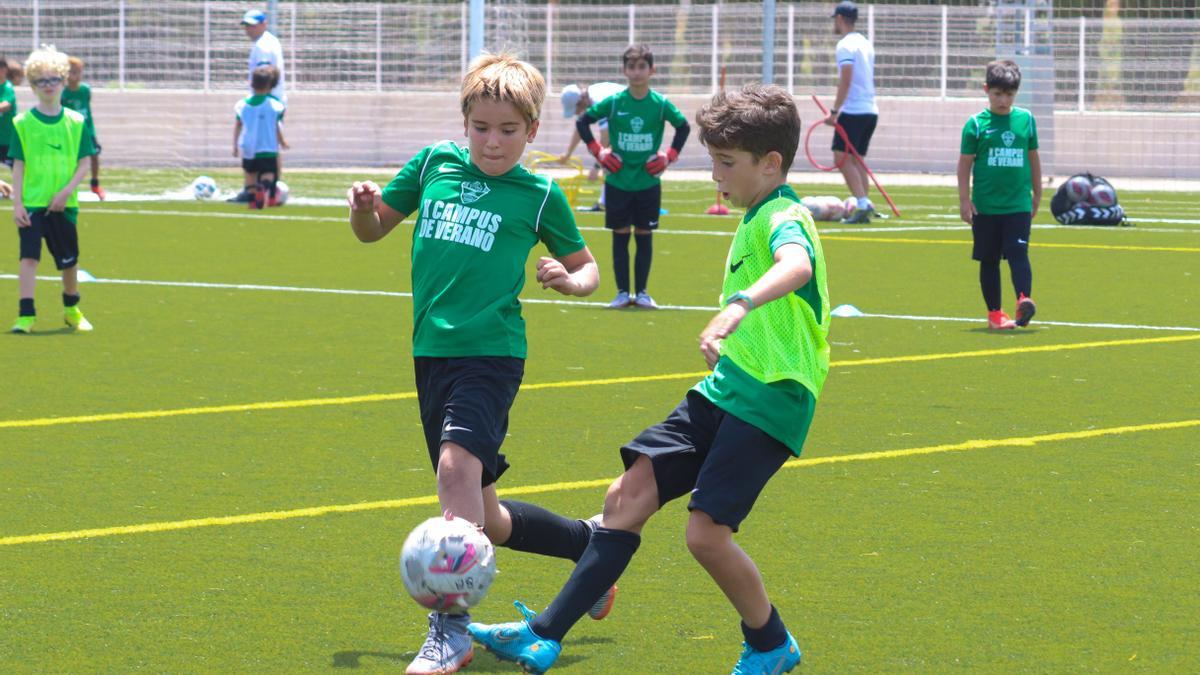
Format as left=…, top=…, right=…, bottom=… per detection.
left=241, top=156, right=279, bottom=176
left=605, top=183, right=661, bottom=231
left=831, top=113, right=878, bottom=156
left=413, top=356, right=524, bottom=487
left=18, top=210, right=80, bottom=270
left=620, top=390, right=792, bottom=532
left=972, top=212, right=1031, bottom=262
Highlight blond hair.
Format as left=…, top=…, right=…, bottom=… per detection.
left=68, top=55, right=85, bottom=70
left=459, top=53, right=545, bottom=126
left=25, top=44, right=69, bottom=80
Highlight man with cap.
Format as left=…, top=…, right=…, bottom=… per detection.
left=558, top=81, right=625, bottom=209
left=825, top=1, right=879, bottom=224
left=230, top=8, right=287, bottom=203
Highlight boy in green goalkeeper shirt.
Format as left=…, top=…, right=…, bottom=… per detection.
left=348, top=53, right=607, bottom=675
left=1, top=54, right=17, bottom=170
left=470, top=83, right=825, bottom=675
left=957, top=59, right=1041, bottom=330
left=10, top=46, right=98, bottom=334
left=62, top=56, right=105, bottom=200
left=576, top=44, right=689, bottom=309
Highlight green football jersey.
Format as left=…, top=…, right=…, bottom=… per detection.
left=61, top=83, right=95, bottom=137
left=587, top=88, right=686, bottom=192
left=10, top=108, right=96, bottom=209
left=961, top=107, right=1039, bottom=214
left=693, top=185, right=830, bottom=455
left=381, top=141, right=587, bottom=359
left=0, top=80, right=16, bottom=147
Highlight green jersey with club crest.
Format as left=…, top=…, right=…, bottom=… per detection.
left=587, top=88, right=687, bottom=192
left=961, top=107, right=1039, bottom=215
left=381, top=141, right=587, bottom=359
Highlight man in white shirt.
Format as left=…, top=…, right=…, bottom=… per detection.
left=825, top=1, right=879, bottom=224
left=230, top=9, right=286, bottom=202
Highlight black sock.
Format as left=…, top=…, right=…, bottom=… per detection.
left=634, top=233, right=653, bottom=294
left=499, top=500, right=593, bottom=562
left=1007, top=250, right=1032, bottom=299
left=979, top=261, right=1002, bottom=312
left=530, top=527, right=640, bottom=642
left=612, top=232, right=631, bottom=293
left=742, top=605, right=788, bottom=652
left=19, top=298, right=35, bottom=317
left=90, top=178, right=99, bottom=188
left=63, top=293, right=80, bottom=308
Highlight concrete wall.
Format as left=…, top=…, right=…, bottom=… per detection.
left=16, top=89, right=1199, bottom=179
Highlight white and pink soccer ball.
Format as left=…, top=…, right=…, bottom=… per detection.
left=400, top=515, right=496, bottom=614
left=1089, top=182, right=1117, bottom=207
left=1065, top=175, right=1092, bottom=204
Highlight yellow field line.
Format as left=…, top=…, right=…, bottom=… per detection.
left=823, top=235, right=1200, bottom=253
left=3, top=333, right=1197, bottom=432
left=3, top=417, right=1196, bottom=547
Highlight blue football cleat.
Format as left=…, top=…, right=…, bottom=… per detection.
left=467, top=601, right=561, bottom=674
left=730, top=631, right=801, bottom=674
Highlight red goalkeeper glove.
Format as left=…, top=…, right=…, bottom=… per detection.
left=588, top=140, right=623, bottom=173
left=644, top=148, right=678, bottom=177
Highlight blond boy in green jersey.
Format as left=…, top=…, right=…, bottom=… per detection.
left=469, top=83, right=824, bottom=675
left=576, top=44, right=690, bottom=309
left=957, top=59, right=1041, bottom=330
left=10, top=46, right=98, bottom=334
left=347, top=53, right=607, bottom=675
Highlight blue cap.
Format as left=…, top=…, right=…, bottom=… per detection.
left=241, top=9, right=267, bottom=26
left=832, top=1, right=858, bottom=21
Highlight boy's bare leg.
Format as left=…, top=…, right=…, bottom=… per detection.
left=436, top=441, right=485, bottom=526
left=61, top=265, right=78, bottom=296
left=686, top=509, right=773, bottom=629
left=19, top=258, right=38, bottom=298
left=90, top=154, right=100, bottom=184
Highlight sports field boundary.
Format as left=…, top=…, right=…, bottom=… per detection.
left=2, top=416, right=1196, bottom=548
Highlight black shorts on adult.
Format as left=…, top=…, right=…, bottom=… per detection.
left=831, top=113, right=879, bottom=155
left=19, top=210, right=80, bottom=270
left=241, top=156, right=279, bottom=175
left=971, top=212, right=1032, bottom=262
left=619, top=390, right=792, bottom=532
left=413, top=356, right=524, bottom=487
left=605, top=183, right=662, bottom=231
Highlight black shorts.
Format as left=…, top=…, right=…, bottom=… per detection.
left=620, top=390, right=792, bottom=532
left=0, top=145, right=11, bottom=168
left=972, top=212, right=1032, bottom=262
left=413, top=356, right=525, bottom=487
left=831, top=113, right=878, bottom=155
left=605, top=183, right=661, bottom=231
left=242, top=156, right=279, bottom=176
left=92, top=139, right=102, bottom=155
left=18, top=210, right=80, bottom=270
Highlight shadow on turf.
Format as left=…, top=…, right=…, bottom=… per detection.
left=10, top=327, right=79, bottom=338
left=332, top=637, right=612, bottom=670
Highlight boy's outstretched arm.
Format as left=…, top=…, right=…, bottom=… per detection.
left=699, top=243, right=812, bottom=369
left=956, top=154, right=976, bottom=225
left=233, top=119, right=242, bottom=157
left=11, top=160, right=29, bottom=227
left=347, top=181, right=405, bottom=243
left=536, top=247, right=599, bottom=297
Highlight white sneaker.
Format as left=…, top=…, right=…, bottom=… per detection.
left=608, top=291, right=632, bottom=308
left=633, top=291, right=658, bottom=309
left=406, top=612, right=473, bottom=674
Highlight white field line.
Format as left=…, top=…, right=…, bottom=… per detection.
left=3, top=273, right=1197, bottom=333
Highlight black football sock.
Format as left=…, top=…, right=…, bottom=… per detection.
left=90, top=178, right=99, bottom=188
left=530, top=527, right=640, bottom=642
left=499, top=500, right=593, bottom=562
left=19, top=298, right=35, bottom=317
left=742, top=605, right=788, bottom=652
left=62, top=293, right=80, bottom=308
left=633, top=233, right=653, bottom=294
left=1007, top=250, right=1033, bottom=299
left=612, top=232, right=631, bottom=294
left=979, top=261, right=1002, bottom=312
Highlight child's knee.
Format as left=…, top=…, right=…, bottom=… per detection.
left=603, top=458, right=659, bottom=524
left=685, top=511, right=731, bottom=560
left=436, top=443, right=482, bottom=483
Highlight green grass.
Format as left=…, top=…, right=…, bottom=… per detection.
left=2, top=173, right=1198, bottom=672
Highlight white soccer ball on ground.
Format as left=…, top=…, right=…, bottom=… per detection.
left=1089, top=182, right=1117, bottom=207
left=1064, top=175, right=1092, bottom=203
left=273, top=179, right=289, bottom=205
left=192, top=175, right=218, bottom=200
left=400, top=515, right=496, bottom=614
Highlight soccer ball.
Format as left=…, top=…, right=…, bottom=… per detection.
left=1064, top=175, right=1092, bottom=203
left=400, top=515, right=496, bottom=614
left=192, top=176, right=218, bottom=200
left=843, top=196, right=858, bottom=218
left=273, top=179, right=289, bottom=205
left=1089, top=182, right=1117, bottom=207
